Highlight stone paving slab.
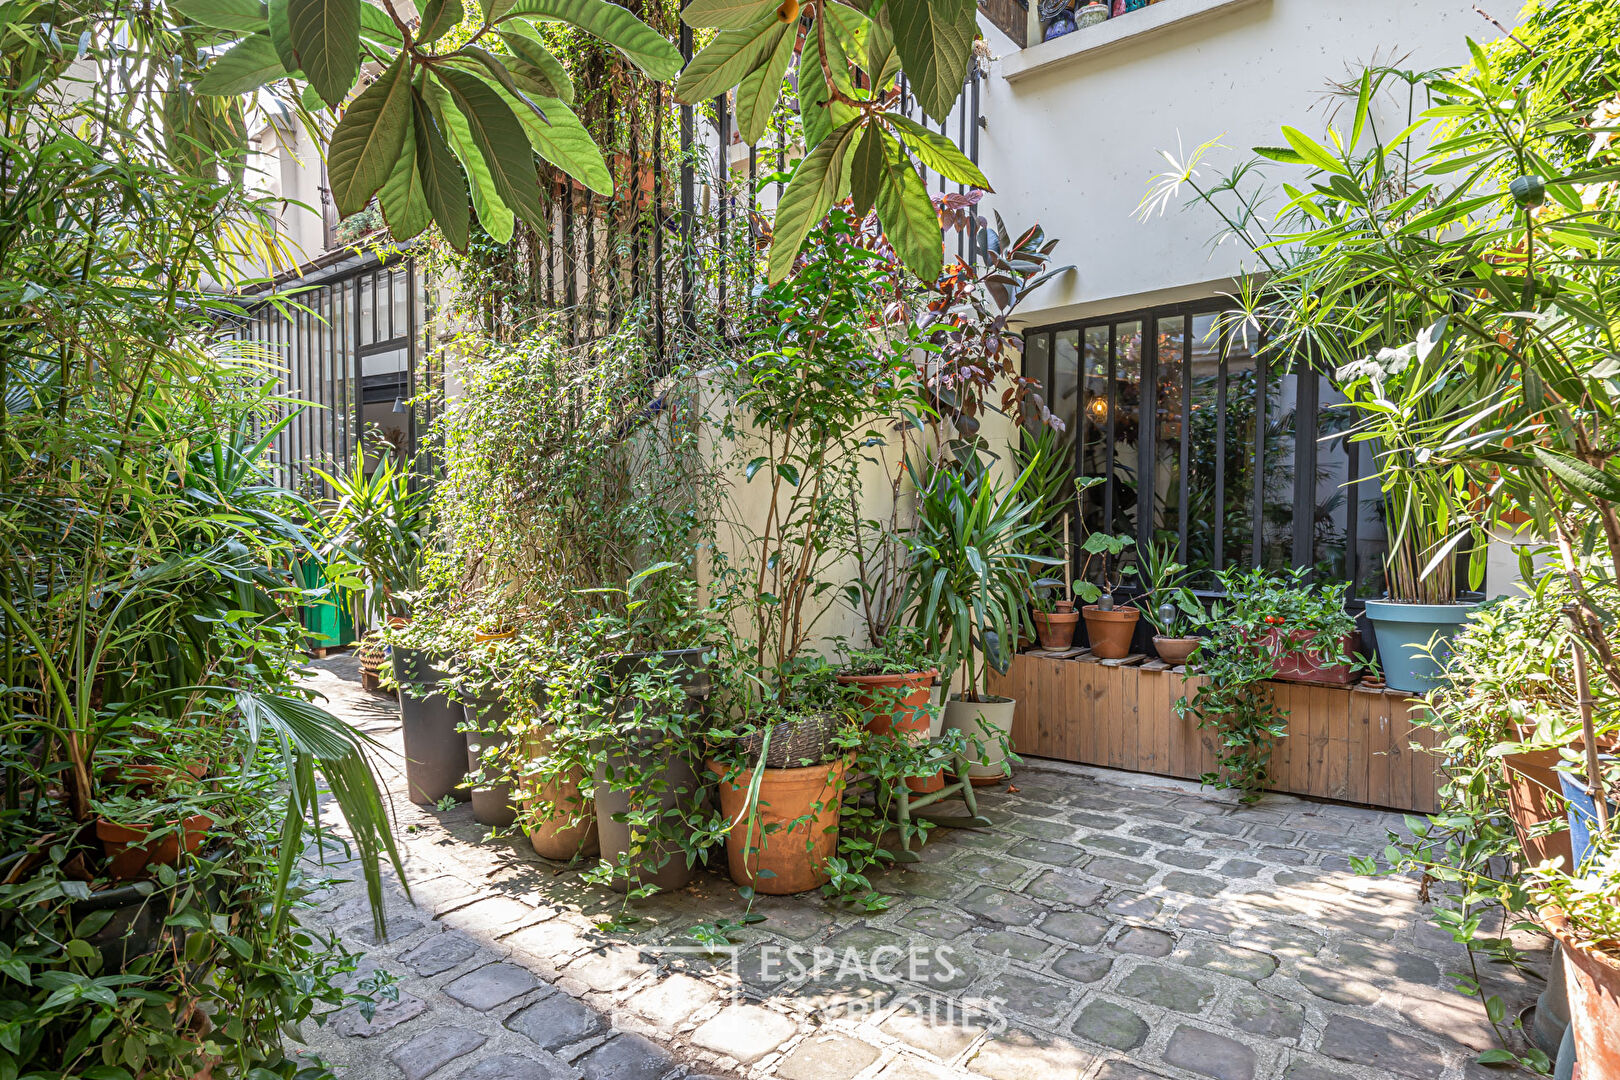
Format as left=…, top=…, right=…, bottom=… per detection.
left=295, top=655, right=1549, bottom=1080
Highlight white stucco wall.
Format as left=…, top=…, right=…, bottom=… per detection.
left=974, top=0, right=1496, bottom=327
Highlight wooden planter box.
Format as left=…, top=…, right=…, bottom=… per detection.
left=986, top=650, right=1441, bottom=813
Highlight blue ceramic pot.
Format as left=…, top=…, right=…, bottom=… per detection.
left=1042, top=10, right=1077, bottom=39
left=1558, top=762, right=1616, bottom=873
left=1363, top=599, right=1477, bottom=694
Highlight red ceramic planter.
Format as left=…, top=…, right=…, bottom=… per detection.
left=1262, top=629, right=1361, bottom=685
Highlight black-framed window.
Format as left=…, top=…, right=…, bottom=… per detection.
left=235, top=257, right=434, bottom=493
left=1023, top=300, right=1388, bottom=597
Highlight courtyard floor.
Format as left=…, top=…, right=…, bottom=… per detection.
left=298, top=654, right=1546, bottom=1080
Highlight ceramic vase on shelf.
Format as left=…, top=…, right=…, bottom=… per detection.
left=1076, top=2, right=1108, bottom=27
left=1039, top=0, right=1077, bottom=39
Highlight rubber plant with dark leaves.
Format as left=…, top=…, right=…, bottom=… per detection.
left=183, top=0, right=987, bottom=277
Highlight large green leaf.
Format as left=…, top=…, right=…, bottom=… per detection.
left=417, top=0, right=462, bottom=43
left=676, top=13, right=786, bottom=105
left=268, top=0, right=298, bottom=72
left=876, top=144, right=942, bottom=282
left=174, top=0, right=267, bottom=32
left=733, top=20, right=794, bottom=145
left=500, top=88, right=611, bottom=196
left=412, top=87, right=471, bottom=251
left=358, top=0, right=404, bottom=45
left=886, top=0, right=973, bottom=123
left=433, top=69, right=547, bottom=235
left=886, top=112, right=989, bottom=188
left=423, top=78, right=513, bottom=243
left=500, top=0, right=682, bottom=80
left=768, top=121, right=856, bottom=283
left=681, top=0, right=776, bottom=29
left=197, top=33, right=286, bottom=94
left=501, top=23, right=574, bottom=104
left=849, top=123, right=885, bottom=218
left=798, top=32, right=857, bottom=149
left=328, top=52, right=412, bottom=216
left=378, top=121, right=431, bottom=240
left=286, top=0, right=361, bottom=107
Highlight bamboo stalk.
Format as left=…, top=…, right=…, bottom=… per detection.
left=1062, top=512, right=1072, bottom=604
left=1570, top=635, right=1610, bottom=833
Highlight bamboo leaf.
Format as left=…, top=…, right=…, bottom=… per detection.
left=500, top=0, right=682, bottom=80
left=1533, top=446, right=1620, bottom=502
left=1280, top=125, right=1347, bottom=174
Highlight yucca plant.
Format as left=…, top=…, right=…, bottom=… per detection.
left=902, top=454, right=1059, bottom=700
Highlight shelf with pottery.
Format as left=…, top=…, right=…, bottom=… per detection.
left=1005, top=0, right=1266, bottom=84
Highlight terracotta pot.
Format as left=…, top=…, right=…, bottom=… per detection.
left=942, top=695, right=1016, bottom=781
left=837, top=669, right=942, bottom=792
left=1261, top=629, right=1361, bottom=685
left=97, top=814, right=212, bottom=881
left=710, top=757, right=848, bottom=895
left=1502, top=740, right=1576, bottom=872
left=1033, top=610, right=1080, bottom=650
left=519, top=728, right=598, bottom=861
left=1548, top=917, right=1620, bottom=1077
left=1054, top=600, right=1077, bottom=614
left=1082, top=605, right=1139, bottom=659
left=1152, top=636, right=1201, bottom=665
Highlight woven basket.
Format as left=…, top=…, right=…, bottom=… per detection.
left=357, top=633, right=386, bottom=690
left=737, top=711, right=840, bottom=768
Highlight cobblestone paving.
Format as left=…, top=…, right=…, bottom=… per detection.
left=299, top=655, right=1548, bottom=1080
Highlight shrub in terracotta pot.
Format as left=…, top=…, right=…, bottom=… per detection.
left=836, top=629, right=943, bottom=792
left=1074, top=527, right=1138, bottom=659
left=1532, top=840, right=1620, bottom=1076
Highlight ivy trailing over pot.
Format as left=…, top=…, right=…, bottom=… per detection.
left=1176, top=567, right=1357, bottom=801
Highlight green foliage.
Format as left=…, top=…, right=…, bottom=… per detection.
left=314, top=447, right=432, bottom=625
left=1176, top=568, right=1356, bottom=800
left=902, top=455, right=1058, bottom=700
left=1135, top=539, right=1204, bottom=638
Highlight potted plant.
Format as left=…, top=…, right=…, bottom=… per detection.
left=905, top=455, right=1057, bottom=784
left=708, top=672, right=853, bottom=895
left=1247, top=568, right=1361, bottom=685
left=838, top=629, right=946, bottom=792
left=1074, top=506, right=1139, bottom=659
left=1530, top=815, right=1620, bottom=1075
left=386, top=607, right=473, bottom=806
left=1135, top=539, right=1205, bottom=664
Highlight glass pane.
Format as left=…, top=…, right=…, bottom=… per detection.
left=1112, top=320, right=1143, bottom=540
left=1222, top=320, right=1257, bottom=572
left=1186, top=313, right=1222, bottom=585
left=361, top=346, right=410, bottom=469
left=1153, top=315, right=1186, bottom=549
left=1053, top=329, right=1079, bottom=438
left=391, top=268, right=409, bottom=341
left=359, top=274, right=375, bottom=347
left=1260, top=367, right=1297, bottom=573
left=1314, top=371, right=1352, bottom=581
left=1079, top=326, right=1109, bottom=535
left=1025, top=332, right=1051, bottom=430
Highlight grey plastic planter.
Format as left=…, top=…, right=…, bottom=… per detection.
left=463, top=694, right=517, bottom=828
left=1363, top=599, right=1477, bottom=694
left=392, top=647, right=469, bottom=806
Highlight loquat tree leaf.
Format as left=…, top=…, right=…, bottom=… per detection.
left=768, top=120, right=856, bottom=283
left=435, top=67, right=546, bottom=232
left=676, top=12, right=788, bottom=105
left=412, top=87, right=471, bottom=251
left=328, top=51, right=412, bottom=216
left=378, top=121, right=431, bottom=240
left=849, top=123, right=886, bottom=218
left=876, top=142, right=942, bottom=282
left=358, top=0, right=404, bottom=45
left=500, top=0, right=682, bottom=80
left=493, top=83, right=611, bottom=196
left=423, top=76, right=515, bottom=243
left=501, top=23, right=574, bottom=104
left=886, top=112, right=990, bottom=188
left=268, top=0, right=298, bottom=72
left=680, top=0, right=777, bottom=29
left=733, top=20, right=794, bottom=145
left=417, top=0, right=462, bottom=43
left=286, top=0, right=361, bottom=108
left=197, top=33, right=287, bottom=94
left=173, top=0, right=267, bottom=32
left=885, top=0, right=973, bottom=123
